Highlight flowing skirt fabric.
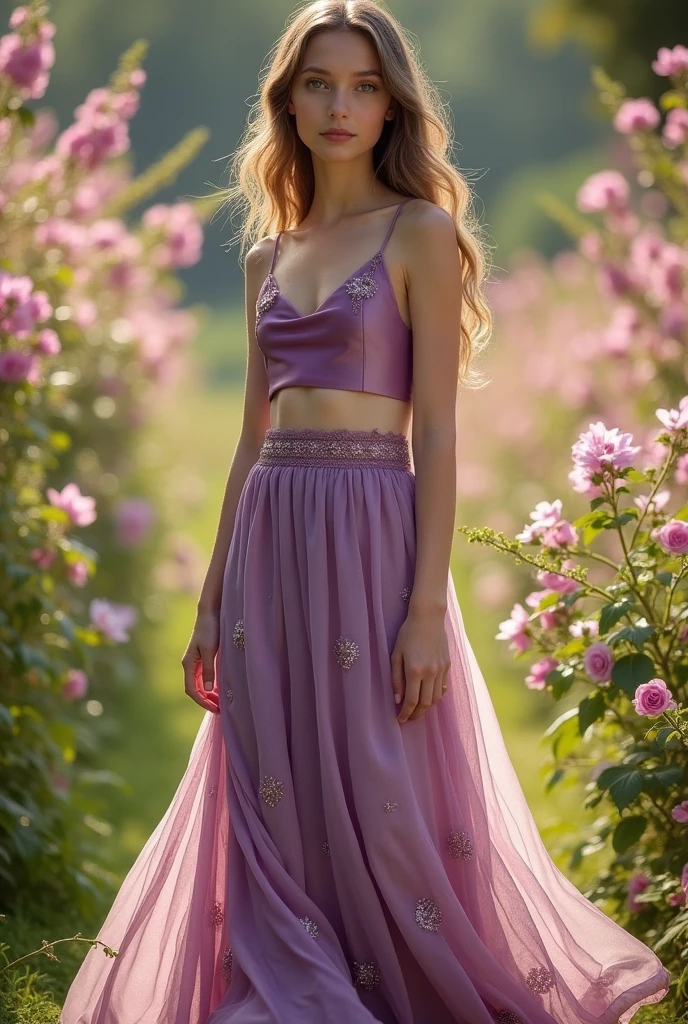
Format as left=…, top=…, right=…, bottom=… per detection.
left=61, top=427, right=671, bottom=1024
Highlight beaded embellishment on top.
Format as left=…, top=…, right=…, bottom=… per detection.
left=525, top=966, right=555, bottom=994
left=256, top=275, right=279, bottom=323
left=344, top=251, right=384, bottom=312
left=352, top=960, right=381, bottom=991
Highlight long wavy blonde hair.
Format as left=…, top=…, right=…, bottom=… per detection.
left=217, top=0, right=494, bottom=389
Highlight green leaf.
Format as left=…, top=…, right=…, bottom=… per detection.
left=610, top=653, right=656, bottom=697
left=599, top=599, right=635, bottom=634
left=548, top=666, right=575, bottom=700
left=612, top=815, right=647, bottom=854
left=15, top=106, right=35, bottom=127
left=654, top=571, right=673, bottom=586
left=626, top=468, right=649, bottom=483
left=544, top=767, right=565, bottom=792
left=642, top=765, right=683, bottom=793
left=653, top=726, right=681, bottom=749
left=610, top=623, right=656, bottom=650
left=611, top=511, right=638, bottom=527
left=674, top=503, right=688, bottom=523
left=578, top=691, right=607, bottom=735
left=595, top=765, right=644, bottom=812
left=589, top=497, right=607, bottom=511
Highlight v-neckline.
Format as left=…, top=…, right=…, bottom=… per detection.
left=268, top=250, right=384, bottom=321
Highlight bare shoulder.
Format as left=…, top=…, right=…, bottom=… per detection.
left=398, top=198, right=457, bottom=251
left=245, top=233, right=277, bottom=278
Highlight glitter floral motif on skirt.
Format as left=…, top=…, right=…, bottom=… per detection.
left=494, top=1010, right=524, bottom=1024
left=414, top=897, right=442, bottom=932
left=526, top=966, right=555, bottom=994
left=333, top=636, right=360, bottom=669
left=258, top=775, right=284, bottom=808
left=209, top=901, right=224, bottom=928
left=352, top=960, right=381, bottom=991
left=221, top=947, right=233, bottom=982
left=232, top=619, right=245, bottom=650
left=446, top=827, right=473, bottom=860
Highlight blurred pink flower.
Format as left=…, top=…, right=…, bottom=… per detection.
left=632, top=678, right=678, bottom=716
left=0, top=270, right=52, bottom=337
left=652, top=519, right=688, bottom=555
left=515, top=499, right=563, bottom=543
left=633, top=489, right=671, bottom=513
left=682, top=863, right=688, bottom=895
left=576, top=170, right=629, bottom=213
left=578, top=232, right=603, bottom=262
left=89, top=598, right=137, bottom=643
left=569, top=618, right=599, bottom=638
left=602, top=304, right=640, bottom=355
left=66, top=559, right=89, bottom=587
left=540, top=520, right=578, bottom=550
left=62, top=667, right=88, bottom=700
left=524, top=588, right=558, bottom=608
left=571, top=421, right=640, bottom=475
left=595, top=262, right=634, bottom=299
left=626, top=873, right=651, bottom=913
left=613, top=98, right=660, bottom=134
left=663, top=107, right=688, bottom=149
left=668, top=891, right=687, bottom=907
left=675, top=453, right=688, bottom=485
left=652, top=45, right=688, bottom=77
left=0, top=22, right=55, bottom=100
left=535, top=558, right=580, bottom=594
left=659, top=303, right=688, bottom=338
left=671, top=800, right=688, bottom=824
left=583, top=641, right=614, bottom=685
left=34, top=327, right=61, bottom=355
left=113, top=496, right=156, bottom=546
left=524, top=655, right=559, bottom=691
left=56, top=88, right=131, bottom=171
left=495, top=602, right=531, bottom=653
left=655, top=395, right=688, bottom=433
left=30, top=547, right=56, bottom=570
left=46, top=481, right=97, bottom=527
left=0, top=349, right=37, bottom=382
left=142, top=202, right=204, bottom=268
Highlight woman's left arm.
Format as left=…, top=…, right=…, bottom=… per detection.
left=391, top=201, right=463, bottom=724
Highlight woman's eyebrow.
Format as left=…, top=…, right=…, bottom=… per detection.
left=299, top=65, right=383, bottom=79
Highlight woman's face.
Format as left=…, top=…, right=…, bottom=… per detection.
left=287, top=28, right=395, bottom=162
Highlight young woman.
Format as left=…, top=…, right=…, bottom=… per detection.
left=62, top=2, right=671, bottom=1022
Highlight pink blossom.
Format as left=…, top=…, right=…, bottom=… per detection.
left=33, top=217, right=89, bottom=261
left=659, top=303, right=688, bottom=338
left=652, top=519, right=688, bottom=555
left=672, top=800, right=688, bottom=823
left=602, top=305, right=640, bottom=356
left=627, top=873, right=651, bottom=912
left=668, top=891, right=687, bottom=907
left=613, top=98, right=660, bottom=134
left=524, top=588, right=558, bottom=609
left=35, top=328, right=61, bottom=355
left=496, top=602, right=532, bottom=654
left=515, top=499, right=563, bottom=543
left=576, top=170, right=629, bottom=213
left=578, top=232, right=603, bottom=262
left=0, top=349, right=37, bottom=382
left=583, top=641, right=614, bottom=684
left=535, top=558, right=580, bottom=594
left=568, top=464, right=603, bottom=497
left=46, top=481, right=97, bottom=527
left=652, top=45, right=688, bottom=77
left=56, top=88, right=131, bottom=171
left=656, top=395, right=688, bottom=433
left=62, top=668, right=88, bottom=700
left=0, top=270, right=52, bottom=337
left=89, top=598, right=137, bottom=643
left=540, top=520, right=578, bottom=550
left=632, top=678, right=678, bottom=716
left=663, top=107, right=688, bottom=149
left=571, top=421, right=641, bottom=475
left=595, top=262, right=633, bottom=299
left=539, top=609, right=560, bottom=631
left=0, top=28, right=55, bottom=100
left=524, top=656, right=559, bottom=691
left=603, top=208, right=640, bottom=237
left=142, top=202, right=204, bottom=268
left=66, top=559, right=89, bottom=587
left=569, top=618, right=599, bottom=638
left=113, top=497, right=156, bottom=547
left=682, top=863, right=688, bottom=895
left=30, top=547, right=56, bottom=570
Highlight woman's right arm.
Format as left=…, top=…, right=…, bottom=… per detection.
left=182, top=238, right=273, bottom=711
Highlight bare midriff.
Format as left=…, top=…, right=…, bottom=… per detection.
left=269, top=386, right=412, bottom=436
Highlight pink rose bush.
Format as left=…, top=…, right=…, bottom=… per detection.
left=0, top=1, right=209, bottom=913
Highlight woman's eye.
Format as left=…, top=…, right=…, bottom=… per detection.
left=358, top=83, right=377, bottom=93
left=305, top=78, right=325, bottom=89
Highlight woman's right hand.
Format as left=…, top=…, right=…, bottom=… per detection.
left=182, top=610, right=221, bottom=713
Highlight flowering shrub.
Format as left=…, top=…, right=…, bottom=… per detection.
left=0, top=1, right=210, bottom=913
left=459, top=44, right=688, bottom=1004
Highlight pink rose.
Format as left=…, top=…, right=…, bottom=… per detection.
left=62, top=668, right=88, bottom=700
left=671, top=800, right=688, bottom=823
left=631, top=678, right=678, bottom=716
left=583, top=642, right=614, bottom=684
left=652, top=519, right=688, bottom=555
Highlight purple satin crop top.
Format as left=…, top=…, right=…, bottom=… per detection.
left=255, top=199, right=413, bottom=403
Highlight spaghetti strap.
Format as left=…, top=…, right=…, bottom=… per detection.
left=269, top=231, right=282, bottom=274
left=379, top=197, right=412, bottom=253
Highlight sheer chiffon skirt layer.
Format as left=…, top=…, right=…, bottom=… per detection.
left=61, top=427, right=671, bottom=1024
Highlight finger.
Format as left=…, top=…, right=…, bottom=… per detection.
left=397, top=660, right=421, bottom=724
left=390, top=649, right=404, bottom=707
left=182, top=653, right=218, bottom=713
left=200, top=647, right=216, bottom=692
left=408, top=675, right=435, bottom=721
left=441, top=664, right=450, bottom=697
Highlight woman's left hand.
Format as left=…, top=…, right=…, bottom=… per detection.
left=391, top=607, right=451, bottom=723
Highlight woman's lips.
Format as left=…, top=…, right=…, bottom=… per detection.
left=321, top=130, right=355, bottom=141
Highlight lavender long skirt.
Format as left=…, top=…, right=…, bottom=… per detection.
left=61, top=428, right=670, bottom=1024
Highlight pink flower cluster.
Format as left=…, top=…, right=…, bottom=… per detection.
left=142, top=203, right=204, bottom=269
left=0, top=6, right=55, bottom=101
left=515, top=499, right=578, bottom=549
left=46, top=482, right=97, bottom=527
left=89, top=598, right=137, bottom=643
left=56, top=73, right=146, bottom=172
left=569, top=421, right=640, bottom=495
